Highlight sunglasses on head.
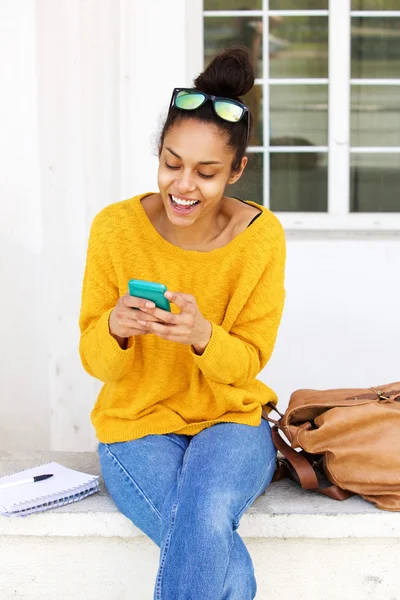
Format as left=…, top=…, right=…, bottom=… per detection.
left=170, top=88, right=250, bottom=144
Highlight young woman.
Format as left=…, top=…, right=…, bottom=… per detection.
left=79, top=48, right=286, bottom=600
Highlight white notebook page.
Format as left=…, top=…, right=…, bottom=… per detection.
left=0, top=462, right=99, bottom=512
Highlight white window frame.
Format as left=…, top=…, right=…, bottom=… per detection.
left=186, top=0, right=400, bottom=231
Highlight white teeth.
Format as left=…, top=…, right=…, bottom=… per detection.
left=171, top=195, right=198, bottom=206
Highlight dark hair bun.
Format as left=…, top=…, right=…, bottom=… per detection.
left=194, top=47, right=254, bottom=99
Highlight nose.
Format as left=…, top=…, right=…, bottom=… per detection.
left=175, top=169, right=196, bottom=195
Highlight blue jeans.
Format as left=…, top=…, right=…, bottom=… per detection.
left=98, top=419, right=276, bottom=600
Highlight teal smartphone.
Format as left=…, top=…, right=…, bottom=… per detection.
left=128, top=279, right=171, bottom=312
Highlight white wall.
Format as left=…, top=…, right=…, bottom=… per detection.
left=0, top=0, right=49, bottom=449
left=0, top=0, right=399, bottom=452
left=267, top=234, right=400, bottom=409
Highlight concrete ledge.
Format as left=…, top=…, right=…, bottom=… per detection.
left=1, top=451, right=400, bottom=539
left=2, top=452, right=400, bottom=600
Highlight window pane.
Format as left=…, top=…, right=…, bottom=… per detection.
left=270, top=151, right=328, bottom=212
left=351, top=86, right=400, bottom=146
left=244, top=84, right=263, bottom=146
left=269, top=17, right=328, bottom=78
left=350, top=153, right=400, bottom=212
left=270, top=0, right=328, bottom=7
left=204, top=0, right=330, bottom=9
left=352, top=1, right=400, bottom=9
left=227, top=153, right=263, bottom=205
left=204, top=0, right=261, bottom=9
left=270, top=85, right=328, bottom=146
left=351, top=18, right=400, bottom=79
left=204, top=17, right=263, bottom=78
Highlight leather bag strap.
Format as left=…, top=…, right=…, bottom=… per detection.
left=271, top=426, right=354, bottom=501
left=271, top=427, right=319, bottom=490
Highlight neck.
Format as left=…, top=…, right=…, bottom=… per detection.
left=156, top=198, right=227, bottom=251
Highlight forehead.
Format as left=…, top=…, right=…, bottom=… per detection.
left=163, top=119, right=233, bottom=164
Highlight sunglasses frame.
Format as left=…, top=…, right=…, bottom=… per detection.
left=170, top=88, right=250, bottom=144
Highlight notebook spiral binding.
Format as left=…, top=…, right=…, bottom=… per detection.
left=9, top=482, right=100, bottom=517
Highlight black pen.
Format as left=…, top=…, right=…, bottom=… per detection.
left=0, top=474, right=53, bottom=491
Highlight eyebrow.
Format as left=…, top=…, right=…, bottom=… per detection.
left=165, top=146, right=223, bottom=166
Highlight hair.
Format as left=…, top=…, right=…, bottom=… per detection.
left=159, top=48, right=255, bottom=171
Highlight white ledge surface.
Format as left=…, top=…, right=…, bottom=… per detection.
left=1, top=451, right=400, bottom=540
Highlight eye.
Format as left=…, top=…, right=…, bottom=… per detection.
left=165, top=162, right=180, bottom=170
left=198, top=173, right=215, bottom=179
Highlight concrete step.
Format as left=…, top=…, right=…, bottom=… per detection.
left=1, top=451, right=400, bottom=600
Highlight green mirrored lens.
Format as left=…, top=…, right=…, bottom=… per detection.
left=175, top=91, right=205, bottom=110
left=214, top=100, right=244, bottom=123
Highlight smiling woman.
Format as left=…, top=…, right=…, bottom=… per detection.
left=79, top=47, right=286, bottom=600
left=151, top=118, right=254, bottom=247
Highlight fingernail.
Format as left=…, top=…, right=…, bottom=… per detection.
left=138, top=320, right=147, bottom=326
left=146, top=301, right=155, bottom=308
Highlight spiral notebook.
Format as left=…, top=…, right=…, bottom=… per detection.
left=0, top=462, right=100, bottom=518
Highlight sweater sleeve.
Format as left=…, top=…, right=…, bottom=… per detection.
left=191, top=229, right=286, bottom=386
left=79, top=212, right=135, bottom=383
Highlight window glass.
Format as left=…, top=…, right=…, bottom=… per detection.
left=351, top=86, right=400, bottom=146
left=204, top=17, right=263, bottom=79
left=205, top=0, right=328, bottom=8
left=204, top=1, right=262, bottom=9
left=270, top=0, right=328, bottom=7
left=350, top=154, right=400, bottom=212
left=351, top=17, right=400, bottom=79
left=227, top=153, right=263, bottom=204
left=352, top=0, right=400, bottom=9
left=270, top=149, right=328, bottom=212
left=244, top=84, right=263, bottom=147
left=269, top=16, right=328, bottom=79
left=270, top=85, right=328, bottom=147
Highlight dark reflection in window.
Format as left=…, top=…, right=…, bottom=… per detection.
left=352, top=0, right=400, bottom=9
left=227, top=153, right=263, bottom=205
left=350, top=153, right=400, bottom=212
left=204, top=17, right=263, bottom=79
left=204, top=1, right=262, bottom=9
left=351, top=18, right=400, bottom=79
left=243, top=84, right=263, bottom=147
left=270, top=0, right=327, bottom=6
left=270, top=148, right=328, bottom=212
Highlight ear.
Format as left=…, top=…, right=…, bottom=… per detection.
left=227, top=156, right=248, bottom=185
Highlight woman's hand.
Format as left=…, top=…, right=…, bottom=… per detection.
left=109, top=293, right=167, bottom=348
left=137, top=291, right=212, bottom=355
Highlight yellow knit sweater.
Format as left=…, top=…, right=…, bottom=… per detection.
left=79, top=193, right=286, bottom=443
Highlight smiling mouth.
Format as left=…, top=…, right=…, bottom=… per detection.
left=169, top=194, right=200, bottom=214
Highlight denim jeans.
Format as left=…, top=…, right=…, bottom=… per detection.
left=98, top=418, right=276, bottom=600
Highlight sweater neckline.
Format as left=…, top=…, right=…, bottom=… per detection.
left=132, top=192, right=267, bottom=261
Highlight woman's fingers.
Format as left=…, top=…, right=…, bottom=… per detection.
left=165, top=291, right=196, bottom=312
left=140, top=306, right=180, bottom=324
left=137, top=320, right=186, bottom=339
left=125, top=326, right=149, bottom=335
left=128, top=310, right=162, bottom=323
left=141, top=292, right=196, bottom=323
left=112, top=318, right=149, bottom=338
left=113, top=291, right=202, bottom=342
left=122, top=293, right=155, bottom=311
left=136, top=291, right=210, bottom=349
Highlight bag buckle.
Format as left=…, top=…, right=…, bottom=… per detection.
left=371, top=388, right=391, bottom=402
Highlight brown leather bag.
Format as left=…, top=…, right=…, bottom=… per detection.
left=264, top=382, right=400, bottom=511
